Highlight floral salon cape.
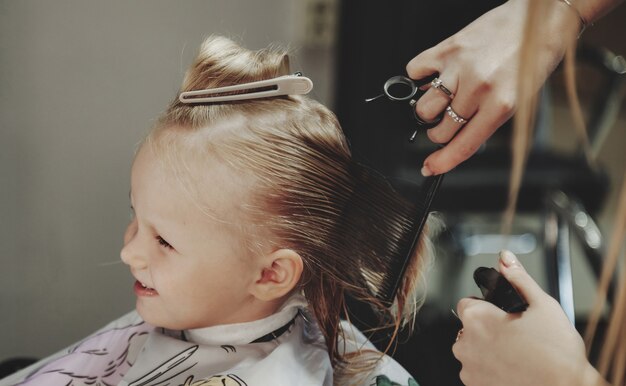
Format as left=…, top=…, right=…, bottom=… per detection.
left=0, top=295, right=418, bottom=386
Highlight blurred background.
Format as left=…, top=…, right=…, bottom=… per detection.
left=0, top=1, right=625, bottom=385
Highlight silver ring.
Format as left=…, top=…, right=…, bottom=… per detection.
left=445, top=105, right=468, bottom=124
left=431, top=78, right=455, bottom=99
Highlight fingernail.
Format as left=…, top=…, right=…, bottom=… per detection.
left=499, top=250, right=518, bottom=267
left=421, top=166, right=433, bottom=177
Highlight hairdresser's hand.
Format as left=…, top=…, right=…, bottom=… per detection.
left=452, top=251, right=605, bottom=386
left=407, top=0, right=579, bottom=176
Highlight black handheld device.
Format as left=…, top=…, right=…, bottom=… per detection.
left=473, top=267, right=528, bottom=313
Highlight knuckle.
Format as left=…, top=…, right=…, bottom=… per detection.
left=467, top=73, right=495, bottom=97
left=415, top=103, right=436, bottom=122
left=406, top=48, right=435, bottom=76
left=456, top=298, right=470, bottom=315
left=406, top=61, right=417, bottom=76
left=499, top=96, right=516, bottom=115
left=451, top=342, right=459, bottom=356
left=493, top=95, right=516, bottom=117
left=426, top=128, right=449, bottom=144
left=414, top=104, right=428, bottom=119
left=458, top=368, right=471, bottom=385
left=463, top=304, right=480, bottom=320
left=461, top=301, right=493, bottom=324
left=440, top=39, right=461, bottom=56
left=456, top=297, right=482, bottom=321
left=451, top=342, right=465, bottom=362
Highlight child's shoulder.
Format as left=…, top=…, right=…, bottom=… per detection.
left=0, top=310, right=152, bottom=386
left=338, top=320, right=420, bottom=386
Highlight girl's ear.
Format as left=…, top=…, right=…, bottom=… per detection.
left=250, top=249, right=303, bottom=301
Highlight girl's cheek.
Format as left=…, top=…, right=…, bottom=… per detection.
left=151, top=259, right=178, bottom=284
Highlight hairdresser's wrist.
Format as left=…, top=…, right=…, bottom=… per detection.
left=502, top=0, right=575, bottom=57
left=547, top=0, right=585, bottom=43
left=551, top=0, right=624, bottom=36
left=579, top=363, right=609, bottom=386
left=574, top=0, right=624, bottom=27
left=555, top=0, right=589, bottom=37
left=560, top=361, right=607, bottom=386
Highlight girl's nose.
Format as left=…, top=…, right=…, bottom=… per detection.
left=120, top=219, right=148, bottom=269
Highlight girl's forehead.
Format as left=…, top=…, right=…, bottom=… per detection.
left=131, top=140, right=253, bottom=223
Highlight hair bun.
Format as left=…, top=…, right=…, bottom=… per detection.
left=181, top=36, right=291, bottom=94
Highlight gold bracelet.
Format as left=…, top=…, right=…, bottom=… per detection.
left=557, top=0, right=590, bottom=37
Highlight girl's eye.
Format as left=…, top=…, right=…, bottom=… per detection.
left=156, top=236, right=173, bottom=250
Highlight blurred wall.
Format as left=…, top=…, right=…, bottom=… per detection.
left=0, top=0, right=336, bottom=361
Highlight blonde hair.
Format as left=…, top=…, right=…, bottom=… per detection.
left=515, top=2, right=626, bottom=385
left=144, top=36, right=432, bottom=382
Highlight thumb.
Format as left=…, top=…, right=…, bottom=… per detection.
left=498, top=250, right=546, bottom=304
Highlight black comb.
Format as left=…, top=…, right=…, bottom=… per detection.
left=378, top=173, right=444, bottom=305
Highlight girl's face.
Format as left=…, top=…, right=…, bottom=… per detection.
left=120, top=143, right=263, bottom=330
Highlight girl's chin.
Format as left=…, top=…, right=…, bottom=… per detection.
left=135, top=303, right=194, bottom=330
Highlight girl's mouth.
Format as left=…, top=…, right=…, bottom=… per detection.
left=133, top=280, right=159, bottom=296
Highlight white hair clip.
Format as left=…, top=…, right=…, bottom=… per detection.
left=178, top=72, right=313, bottom=104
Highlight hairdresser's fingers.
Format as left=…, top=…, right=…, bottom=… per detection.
left=413, top=74, right=458, bottom=122
left=451, top=335, right=469, bottom=369
left=452, top=336, right=488, bottom=386
left=453, top=297, right=507, bottom=369
left=455, top=297, right=481, bottom=320
left=407, top=46, right=462, bottom=126
left=497, top=250, right=547, bottom=305
left=420, top=102, right=508, bottom=175
left=408, top=54, right=475, bottom=147
left=424, top=80, right=479, bottom=145
left=456, top=296, right=504, bottom=323
left=406, top=47, right=441, bottom=81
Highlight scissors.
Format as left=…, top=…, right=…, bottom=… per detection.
left=365, top=75, right=443, bottom=142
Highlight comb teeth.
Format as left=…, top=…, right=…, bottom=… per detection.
left=330, top=163, right=443, bottom=306
left=377, top=174, right=444, bottom=304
